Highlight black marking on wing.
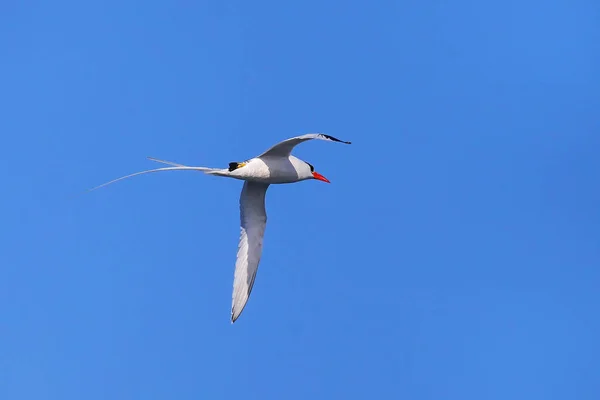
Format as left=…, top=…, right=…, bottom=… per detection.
left=320, top=134, right=352, bottom=144
left=247, top=271, right=257, bottom=295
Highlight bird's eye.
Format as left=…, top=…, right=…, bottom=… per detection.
left=307, top=162, right=314, bottom=172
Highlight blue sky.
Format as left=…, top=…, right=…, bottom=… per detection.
left=1, top=0, right=599, bottom=398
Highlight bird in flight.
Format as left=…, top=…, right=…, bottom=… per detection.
left=88, top=133, right=351, bottom=322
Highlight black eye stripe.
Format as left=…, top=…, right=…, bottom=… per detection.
left=307, top=162, right=314, bottom=172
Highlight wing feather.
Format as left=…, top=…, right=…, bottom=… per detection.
left=258, top=133, right=351, bottom=158
left=231, top=181, right=269, bottom=322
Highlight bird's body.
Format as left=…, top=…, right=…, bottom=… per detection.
left=225, top=155, right=312, bottom=184
left=88, top=133, right=351, bottom=322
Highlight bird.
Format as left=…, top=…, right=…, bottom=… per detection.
left=88, top=133, right=351, bottom=322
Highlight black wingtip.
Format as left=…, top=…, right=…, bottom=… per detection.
left=321, top=134, right=352, bottom=144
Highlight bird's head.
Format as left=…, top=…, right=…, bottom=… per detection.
left=304, top=161, right=330, bottom=183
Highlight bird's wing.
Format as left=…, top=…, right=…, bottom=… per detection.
left=258, top=133, right=351, bottom=158
left=231, top=181, right=269, bottom=323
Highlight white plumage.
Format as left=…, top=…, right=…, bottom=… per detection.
left=231, top=181, right=268, bottom=322
left=88, top=133, right=351, bottom=322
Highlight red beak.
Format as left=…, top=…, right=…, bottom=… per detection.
left=312, top=171, right=330, bottom=183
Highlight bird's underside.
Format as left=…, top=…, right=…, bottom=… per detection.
left=87, top=133, right=351, bottom=323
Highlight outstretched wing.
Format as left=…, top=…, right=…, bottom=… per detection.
left=258, top=133, right=351, bottom=158
left=231, top=181, right=269, bottom=323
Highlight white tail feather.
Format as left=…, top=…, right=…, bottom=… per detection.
left=87, top=166, right=218, bottom=193
left=146, top=157, right=187, bottom=167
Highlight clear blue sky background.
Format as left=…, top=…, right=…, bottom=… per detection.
left=1, top=1, right=599, bottom=399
